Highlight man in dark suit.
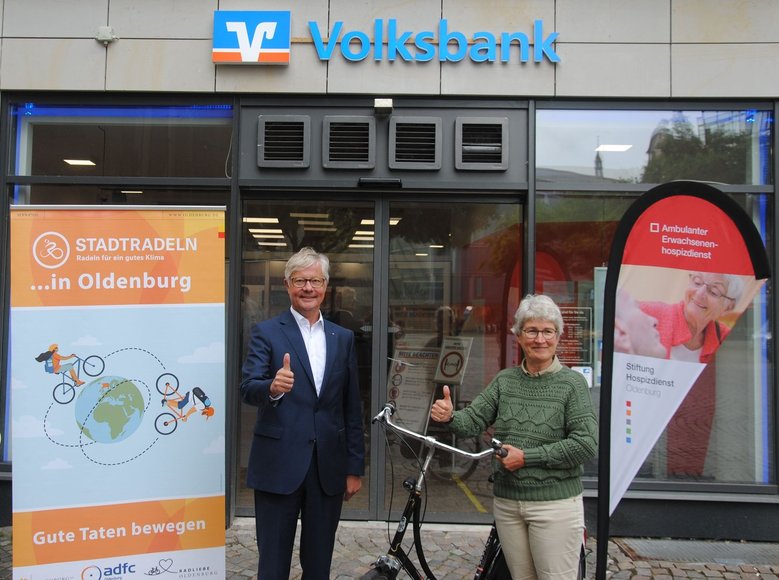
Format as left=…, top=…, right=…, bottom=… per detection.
left=240, top=247, right=365, bottom=579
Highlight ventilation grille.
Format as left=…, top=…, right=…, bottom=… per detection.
left=389, top=117, right=442, bottom=170
left=323, top=116, right=375, bottom=169
left=257, top=115, right=310, bottom=168
left=455, top=117, right=508, bottom=171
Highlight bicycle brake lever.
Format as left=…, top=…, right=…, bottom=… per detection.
left=490, top=438, right=509, bottom=458
left=371, top=401, right=397, bottom=424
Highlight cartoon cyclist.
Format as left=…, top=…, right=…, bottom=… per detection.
left=161, top=383, right=215, bottom=421
left=35, top=343, right=84, bottom=386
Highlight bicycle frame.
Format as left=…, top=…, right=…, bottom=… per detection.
left=364, top=403, right=501, bottom=580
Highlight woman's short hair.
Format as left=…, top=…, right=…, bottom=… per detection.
left=284, top=247, right=330, bottom=282
left=722, top=274, right=746, bottom=303
left=511, top=294, right=564, bottom=336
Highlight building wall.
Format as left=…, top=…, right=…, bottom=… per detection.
left=0, top=0, right=778, bottom=97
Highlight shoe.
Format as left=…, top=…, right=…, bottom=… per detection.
left=76, top=380, right=85, bottom=386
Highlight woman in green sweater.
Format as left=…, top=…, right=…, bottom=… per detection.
left=431, top=294, right=598, bottom=579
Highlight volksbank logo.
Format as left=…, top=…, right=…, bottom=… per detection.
left=212, top=11, right=291, bottom=64
left=310, top=18, right=559, bottom=63
left=212, top=11, right=559, bottom=66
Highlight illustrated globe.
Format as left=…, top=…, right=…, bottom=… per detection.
left=75, top=376, right=145, bottom=444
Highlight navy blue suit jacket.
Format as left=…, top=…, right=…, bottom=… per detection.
left=240, top=309, right=365, bottom=496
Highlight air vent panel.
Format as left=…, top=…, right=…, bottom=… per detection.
left=257, top=115, right=310, bottom=168
left=323, top=116, right=375, bottom=169
left=389, top=116, right=442, bottom=170
left=455, top=117, right=508, bottom=171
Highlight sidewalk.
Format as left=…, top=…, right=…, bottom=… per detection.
left=2, top=519, right=778, bottom=579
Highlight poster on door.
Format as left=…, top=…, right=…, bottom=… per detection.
left=433, top=336, right=473, bottom=385
left=10, top=206, right=226, bottom=578
left=387, top=349, right=439, bottom=433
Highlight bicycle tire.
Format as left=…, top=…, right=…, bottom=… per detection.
left=53, top=381, right=75, bottom=405
left=428, top=432, right=483, bottom=482
left=483, top=548, right=511, bottom=580
left=155, top=412, right=178, bottom=435
left=156, top=373, right=179, bottom=396
left=577, top=544, right=587, bottom=580
left=82, top=355, right=105, bottom=377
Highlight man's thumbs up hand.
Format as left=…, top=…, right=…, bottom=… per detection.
left=271, top=353, right=294, bottom=397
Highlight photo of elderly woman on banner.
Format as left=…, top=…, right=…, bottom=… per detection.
left=595, top=181, right=770, bottom=580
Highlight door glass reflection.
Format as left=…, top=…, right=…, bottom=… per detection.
left=237, top=199, right=375, bottom=515
left=384, top=201, right=522, bottom=520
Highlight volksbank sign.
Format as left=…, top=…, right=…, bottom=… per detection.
left=212, top=10, right=559, bottom=65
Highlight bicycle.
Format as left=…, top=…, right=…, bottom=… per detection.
left=51, top=354, right=105, bottom=404
left=154, top=373, right=214, bottom=435
left=360, top=401, right=509, bottom=579
left=362, top=402, right=588, bottom=580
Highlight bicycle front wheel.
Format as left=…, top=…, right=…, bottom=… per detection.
left=429, top=432, right=483, bottom=482
left=82, top=355, right=105, bottom=377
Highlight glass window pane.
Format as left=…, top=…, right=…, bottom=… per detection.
left=238, top=199, right=375, bottom=515
left=386, top=200, right=522, bottom=519
left=536, top=109, right=774, bottom=186
left=536, top=190, right=775, bottom=488
left=10, top=103, right=233, bottom=178
left=10, top=184, right=229, bottom=206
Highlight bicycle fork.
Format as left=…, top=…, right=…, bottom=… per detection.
left=370, top=479, right=436, bottom=580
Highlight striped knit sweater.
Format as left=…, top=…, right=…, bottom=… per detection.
left=450, top=364, right=598, bottom=502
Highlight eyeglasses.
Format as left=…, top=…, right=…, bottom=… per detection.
left=289, top=277, right=326, bottom=289
left=521, top=328, right=558, bottom=340
left=689, top=274, right=733, bottom=301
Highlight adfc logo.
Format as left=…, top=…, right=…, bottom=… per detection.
left=33, top=231, right=70, bottom=269
left=213, top=11, right=291, bottom=64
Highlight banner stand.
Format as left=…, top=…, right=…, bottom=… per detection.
left=594, top=182, right=770, bottom=580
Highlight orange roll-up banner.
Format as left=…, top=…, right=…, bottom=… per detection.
left=10, top=206, right=226, bottom=578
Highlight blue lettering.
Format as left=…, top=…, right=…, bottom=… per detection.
left=309, top=20, right=341, bottom=59
left=470, top=32, right=497, bottom=62
left=533, top=19, right=559, bottom=62
left=341, top=30, right=371, bottom=61
left=305, top=18, right=559, bottom=64
left=374, top=19, right=383, bottom=60
left=500, top=31, right=530, bottom=62
left=439, top=19, right=468, bottom=62
left=414, top=31, right=436, bottom=62
left=387, top=19, right=413, bottom=61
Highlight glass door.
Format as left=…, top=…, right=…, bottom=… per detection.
left=237, top=198, right=375, bottom=515
left=383, top=200, right=523, bottom=522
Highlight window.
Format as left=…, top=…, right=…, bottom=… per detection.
left=10, top=103, right=233, bottom=178
left=536, top=109, right=773, bottom=186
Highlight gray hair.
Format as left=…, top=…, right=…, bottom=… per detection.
left=511, top=294, right=564, bottom=336
left=722, top=274, right=746, bottom=302
left=284, top=247, right=330, bottom=282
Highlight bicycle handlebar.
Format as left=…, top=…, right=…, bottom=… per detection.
left=373, top=402, right=507, bottom=459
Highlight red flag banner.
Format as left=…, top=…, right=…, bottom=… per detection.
left=598, top=181, right=770, bottom=516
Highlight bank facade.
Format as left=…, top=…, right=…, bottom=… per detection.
left=0, top=0, right=777, bottom=541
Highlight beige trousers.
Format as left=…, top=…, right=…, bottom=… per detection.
left=493, top=494, right=584, bottom=580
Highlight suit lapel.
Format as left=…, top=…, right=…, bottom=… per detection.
left=320, top=321, right=338, bottom=397
left=279, top=310, right=316, bottom=389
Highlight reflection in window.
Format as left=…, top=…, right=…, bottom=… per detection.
left=385, top=201, right=522, bottom=518
left=535, top=191, right=774, bottom=488
left=10, top=103, right=233, bottom=178
left=536, top=109, right=773, bottom=186
left=238, top=199, right=375, bottom=516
